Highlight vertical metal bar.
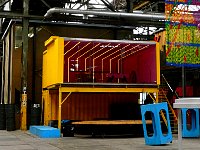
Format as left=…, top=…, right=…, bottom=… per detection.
left=77, top=59, right=79, bottom=71
left=41, top=92, right=44, bottom=125
left=117, top=59, right=120, bottom=83
left=0, top=41, right=5, bottom=104
left=120, top=50, right=123, bottom=73
left=156, top=91, right=159, bottom=103
left=178, top=109, right=182, bottom=150
left=182, top=66, right=185, bottom=97
left=85, top=59, right=87, bottom=71
left=93, top=59, right=95, bottom=83
left=68, top=58, right=70, bottom=82
left=156, top=42, right=160, bottom=85
left=21, top=0, right=29, bottom=131
left=32, top=26, right=36, bottom=103
left=101, top=59, right=103, bottom=82
left=58, top=88, right=62, bottom=130
left=22, top=0, right=29, bottom=91
left=126, top=0, right=133, bottom=13
left=8, top=29, right=12, bottom=104
left=109, top=59, right=111, bottom=73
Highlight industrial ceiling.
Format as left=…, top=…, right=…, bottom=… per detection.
left=0, top=0, right=165, bottom=37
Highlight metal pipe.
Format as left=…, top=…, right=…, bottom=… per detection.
left=21, top=0, right=29, bottom=131
left=60, top=82, right=158, bottom=87
left=161, top=74, right=179, bottom=98
left=0, top=39, right=5, bottom=104
left=44, top=8, right=165, bottom=21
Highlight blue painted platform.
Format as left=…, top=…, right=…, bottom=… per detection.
left=29, top=126, right=60, bottom=138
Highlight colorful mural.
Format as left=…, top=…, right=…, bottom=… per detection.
left=165, top=0, right=200, bottom=67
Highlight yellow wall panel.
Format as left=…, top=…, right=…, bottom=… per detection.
left=43, top=36, right=64, bottom=88
left=42, top=50, right=47, bottom=88
left=42, top=90, right=50, bottom=125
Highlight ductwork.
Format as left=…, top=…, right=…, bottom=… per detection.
left=44, top=8, right=165, bottom=21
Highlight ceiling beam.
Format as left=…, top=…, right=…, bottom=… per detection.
left=133, top=1, right=150, bottom=10
left=0, top=0, right=10, bottom=8
left=0, top=11, right=44, bottom=19
left=143, top=1, right=165, bottom=13
left=100, top=0, right=116, bottom=12
left=126, top=0, right=133, bottom=13
left=40, top=0, right=51, bottom=9
left=77, top=0, right=90, bottom=9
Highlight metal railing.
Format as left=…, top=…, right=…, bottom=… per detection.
left=146, top=74, right=179, bottom=128
left=161, top=74, right=179, bottom=99
left=160, top=74, right=179, bottom=126
left=147, top=93, right=168, bottom=126
left=160, top=88, right=178, bottom=123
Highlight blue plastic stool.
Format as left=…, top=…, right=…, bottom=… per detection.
left=182, top=108, right=200, bottom=137
left=140, top=102, right=173, bottom=145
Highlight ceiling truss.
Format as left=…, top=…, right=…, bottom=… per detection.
left=0, top=0, right=165, bottom=38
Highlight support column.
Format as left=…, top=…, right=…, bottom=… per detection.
left=126, top=0, right=133, bottom=13
left=58, top=88, right=62, bottom=130
left=178, top=109, right=182, bottom=150
left=182, top=66, right=185, bottom=97
left=21, top=0, right=29, bottom=131
left=156, top=91, right=159, bottom=103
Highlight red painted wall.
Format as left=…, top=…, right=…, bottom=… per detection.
left=63, top=40, right=157, bottom=84
left=123, top=45, right=156, bottom=83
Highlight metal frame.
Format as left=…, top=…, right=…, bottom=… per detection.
left=44, top=83, right=159, bottom=130
left=174, top=98, right=200, bottom=150
left=43, top=36, right=160, bottom=132
left=63, top=37, right=156, bottom=45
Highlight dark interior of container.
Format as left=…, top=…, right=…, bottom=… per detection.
left=61, top=92, right=141, bottom=121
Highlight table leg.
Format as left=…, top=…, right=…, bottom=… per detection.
left=178, top=109, right=182, bottom=150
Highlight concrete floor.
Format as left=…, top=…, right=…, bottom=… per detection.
left=0, top=130, right=200, bottom=150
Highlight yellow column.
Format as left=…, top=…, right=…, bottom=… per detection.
left=58, top=88, right=62, bottom=130
left=43, top=90, right=51, bottom=126
left=21, top=92, right=27, bottom=130
left=156, top=42, right=160, bottom=85
left=156, top=91, right=159, bottom=103
left=156, top=42, right=160, bottom=103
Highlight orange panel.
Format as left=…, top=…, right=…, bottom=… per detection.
left=49, top=90, right=59, bottom=120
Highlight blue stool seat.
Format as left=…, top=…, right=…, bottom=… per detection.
left=140, top=102, right=173, bottom=145
left=182, top=108, right=200, bottom=137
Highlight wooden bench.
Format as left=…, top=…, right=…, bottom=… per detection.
left=72, top=120, right=152, bottom=125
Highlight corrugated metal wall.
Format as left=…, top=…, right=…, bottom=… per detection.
left=61, top=93, right=139, bottom=121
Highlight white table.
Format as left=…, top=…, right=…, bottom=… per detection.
left=173, top=97, right=200, bottom=150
